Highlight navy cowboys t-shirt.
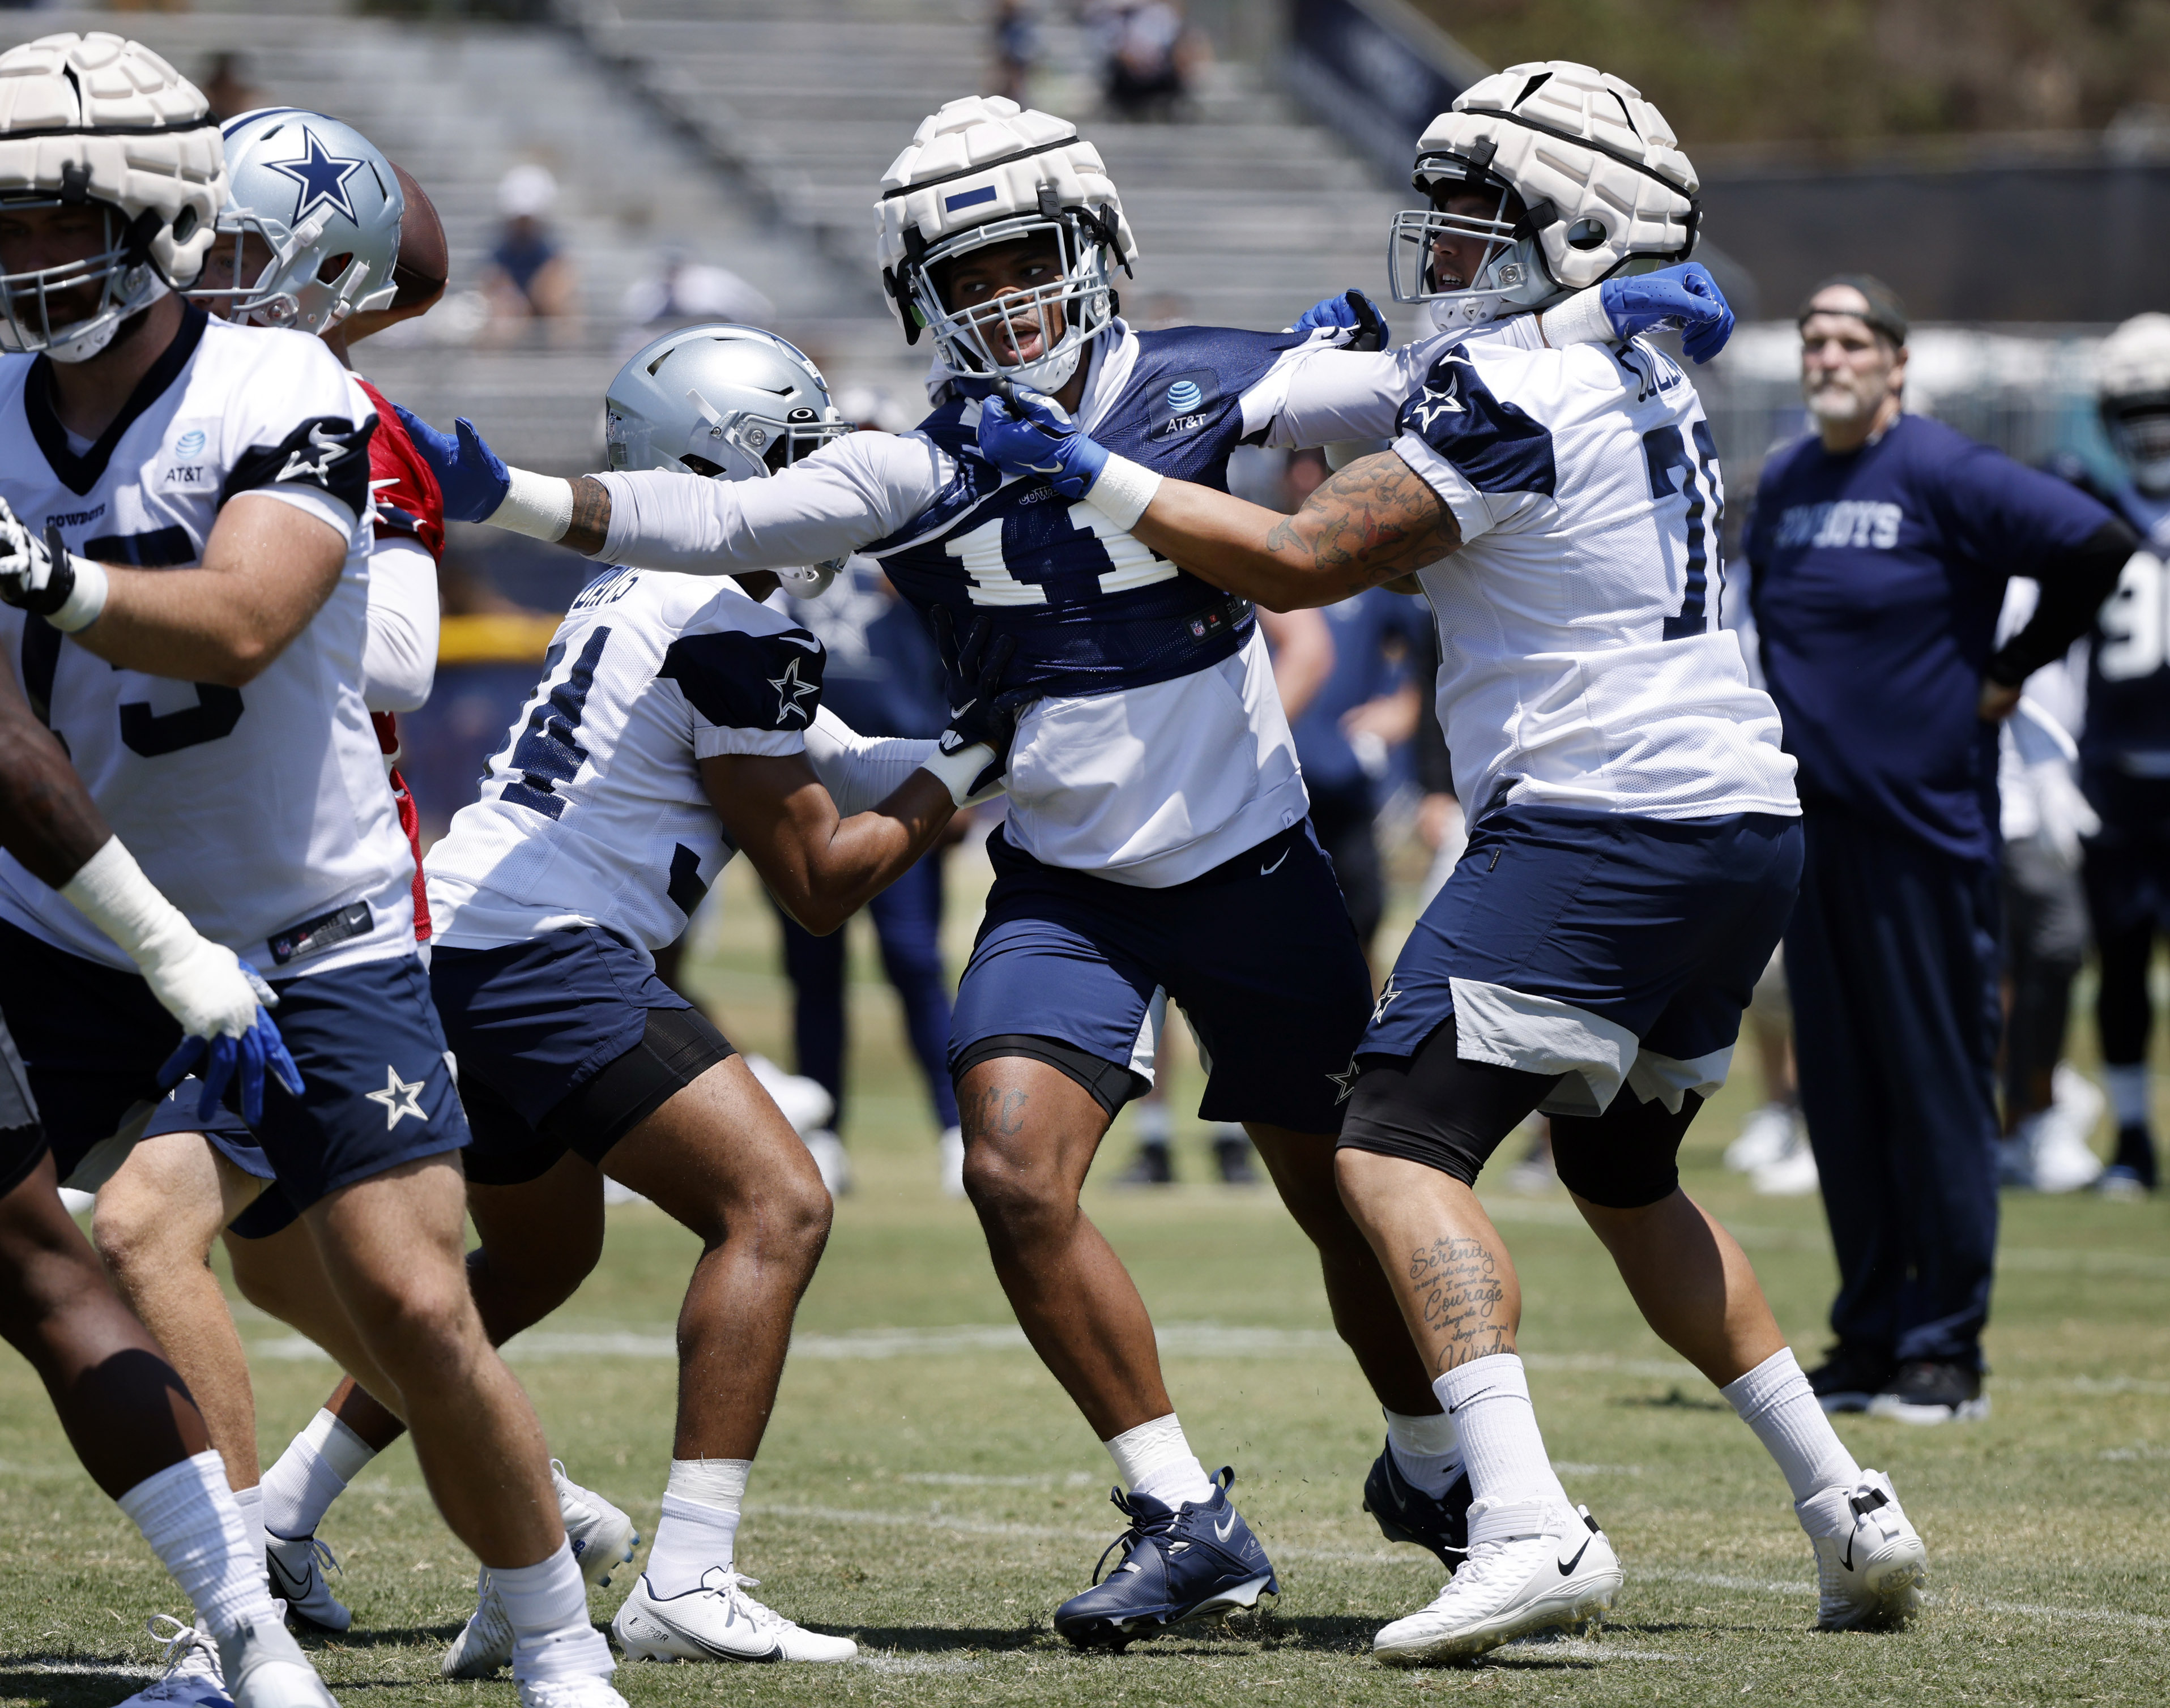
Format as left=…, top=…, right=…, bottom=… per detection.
left=1748, top=413, right=2116, bottom=862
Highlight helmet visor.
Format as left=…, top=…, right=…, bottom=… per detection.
left=910, top=211, right=1114, bottom=382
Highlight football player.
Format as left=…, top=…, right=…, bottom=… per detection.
left=0, top=666, right=335, bottom=1708
left=220, top=324, right=1022, bottom=1672
left=0, top=35, right=623, bottom=1708
left=970, top=61, right=1929, bottom=1662
left=395, top=93, right=1731, bottom=1646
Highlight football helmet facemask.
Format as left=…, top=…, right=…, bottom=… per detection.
left=876, top=96, right=1135, bottom=395
left=1388, top=61, right=1699, bottom=331
left=2097, top=313, right=2170, bottom=496
left=194, top=109, right=403, bottom=335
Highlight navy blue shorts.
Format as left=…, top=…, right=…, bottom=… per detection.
left=429, top=925, right=732, bottom=1186
left=1362, top=805, right=1802, bottom=1116
left=138, top=1087, right=299, bottom=1240
left=949, top=820, right=1374, bottom=1134
left=0, top=921, right=467, bottom=1214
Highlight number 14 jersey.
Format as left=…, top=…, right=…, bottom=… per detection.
left=0, top=309, right=416, bottom=978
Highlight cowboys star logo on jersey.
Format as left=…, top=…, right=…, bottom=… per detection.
left=266, top=128, right=369, bottom=225
left=769, top=656, right=819, bottom=723
left=281, top=420, right=356, bottom=485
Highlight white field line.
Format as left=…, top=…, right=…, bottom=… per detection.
left=3, top=1659, right=157, bottom=1679
left=1637, top=1565, right=2170, bottom=1630
left=747, top=1502, right=1404, bottom=1566
left=238, top=1321, right=2170, bottom=1402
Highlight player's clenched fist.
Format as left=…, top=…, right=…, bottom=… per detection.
left=0, top=496, right=108, bottom=632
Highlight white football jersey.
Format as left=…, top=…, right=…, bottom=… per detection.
left=425, top=568, right=825, bottom=954
left=0, top=310, right=416, bottom=977
left=589, top=322, right=1345, bottom=887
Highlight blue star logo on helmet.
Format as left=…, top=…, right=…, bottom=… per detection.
left=265, top=129, right=367, bottom=226
left=1166, top=379, right=1204, bottom=413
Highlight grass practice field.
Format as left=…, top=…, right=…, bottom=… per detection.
left=4, top=845, right=2168, bottom=1706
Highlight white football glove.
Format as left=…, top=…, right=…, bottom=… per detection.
left=0, top=495, right=108, bottom=631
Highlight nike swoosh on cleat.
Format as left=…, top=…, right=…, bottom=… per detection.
left=1840, top=1532, right=1857, bottom=1572
left=1213, top=1513, right=1238, bottom=1543
left=664, top=1629, right=785, bottom=1665
left=1259, top=850, right=1289, bottom=875
left=1557, top=1538, right=1592, bottom=1575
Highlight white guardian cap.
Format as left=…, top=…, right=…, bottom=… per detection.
left=195, top=108, right=403, bottom=334
left=604, top=322, right=851, bottom=592
left=0, top=31, right=224, bottom=361
left=876, top=95, right=1136, bottom=394
left=1388, top=61, right=1698, bottom=330
left=2097, top=313, right=2170, bottom=496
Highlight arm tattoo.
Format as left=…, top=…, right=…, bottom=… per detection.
left=563, top=475, right=613, bottom=556
left=1406, top=1235, right=1511, bottom=1371
left=1267, top=454, right=1461, bottom=600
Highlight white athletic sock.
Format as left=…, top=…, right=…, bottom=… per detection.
left=1104, top=1414, right=1214, bottom=1508
left=1384, top=1406, right=1463, bottom=1497
left=645, top=1459, right=749, bottom=1597
left=229, top=1483, right=266, bottom=1584
left=117, top=1451, right=281, bottom=1641
left=1432, top=1354, right=1570, bottom=1511
left=1723, top=1347, right=1862, bottom=1505
left=494, top=1541, right=612, bottom=1683
left=2105, top=1063, right=2150, bottom=1129
left=262, top=1408, right=379, bottom=1542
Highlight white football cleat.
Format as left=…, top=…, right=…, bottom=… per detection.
left=112, top=1617, right=228, bottom=1708
left=939, top=1125, right=966, bottom=1199
left=612, top=1567, right=858, bottom=1663
left=514, top=1676, right=628, bottom=1708
left=1751, top=1131, right=1821, bottom=1197
left=1372, top=1498, right=1621, bottom=1666
left=555, top=1462, right=638, bottom=1589
left=215, top=1611, right=340, bottom=1708
left=1801, top=1470, right=1927, bottom=1630
left=440, top=1567, right=514, bottom=1679
left=266, top=1534, right=352, bottom=1634
left=1725, top=1103, right=1800, bottom=1174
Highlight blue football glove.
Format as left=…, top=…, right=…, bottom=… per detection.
left=393, top=403, right=512, bottom=523
left=975, top=381, right=1111, bottom=499
left=930, top=605, right=1037, bottom=797
left=1286, top=287, right=1388, bottom=352
left=1598, top=263, right=1734, bottom=364
left=155, top=967, right=304, bottom=1128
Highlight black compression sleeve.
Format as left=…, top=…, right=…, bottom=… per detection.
left=1987, top=519, right=2141, bottom=688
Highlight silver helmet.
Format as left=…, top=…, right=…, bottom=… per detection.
left=193, top=108, right=402, bottom=333
left=604, top=323, right=851, bottom=593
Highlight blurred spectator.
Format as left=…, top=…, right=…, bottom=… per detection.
left=991, top=0, right=1041, bottom=108
left=620, top=251, right=774, bottom=329
left=1092, top=0, right=1206, bottom=121
left=769, top=561, right=969, bottom=1198
left=481, top=163, right=577, bottom=345
left=199, top=52, right=266, bottom=122
left=1748, top=275, right=2130, bottom=1426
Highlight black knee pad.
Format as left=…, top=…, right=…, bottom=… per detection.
left=1549, top=1090, right=1703, bottom=1209
left=1337, top=1015, right=1555, bottom=1184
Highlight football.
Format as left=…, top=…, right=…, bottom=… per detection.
left=387, top=160, right=448, bottom=312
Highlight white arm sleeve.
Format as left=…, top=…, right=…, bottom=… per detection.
left=803, top=706, right=940, bottom=816
left=363, top=536, right=440, bottom=713
left=1242, top=319, right=1559, bottom=451
left=594, top=430, right=955, bottom=573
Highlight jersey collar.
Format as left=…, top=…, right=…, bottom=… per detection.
left=27, top=304, right=209, bottom=497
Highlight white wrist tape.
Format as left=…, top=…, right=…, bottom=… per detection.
left=60, top=836, right=199, bottom=976
left=48, top=553, right=108, bottom=633
left=1539, top=286, right=1617, bottom=349
left=920, top=742, right=996, bottom=808
left=1085, top=453, right=1164, bottom=533
left=491, top=467, right=574, bottom=543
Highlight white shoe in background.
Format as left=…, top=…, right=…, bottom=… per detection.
left=217, top=1612, right=339, bottom=1708
left=802, top=1129, right=852, bottom=1197
left=440, top=1569, right=514, bottom=1679
left=1751, top=1130, right=1821, bottom=1197
left=555, top=1462, right=638, bottom=1589
left=1725, top=1103, right=1800, bottom=1174
left=515, top=1677, right=627, bottom=1708
left=743, top=1055, right=835, bottom=1135
left=2036, top=1066, right=2105, bottom=1192
left=1800, top=1469, right=1927, bottom=1630
left=937, top=1126, right=966, bottom=1199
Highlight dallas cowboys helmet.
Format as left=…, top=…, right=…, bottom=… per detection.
left=1388, top=61, right=1698, bottom=330
left=604, top=322, right=851, bottom=594
left=0, top=32, right=224, bottom=362
left=2097, top=313, right=2170, bottom=496
left=876, top=95, right=1135, bottom=394
left=196, top=108, right=403, bottom=334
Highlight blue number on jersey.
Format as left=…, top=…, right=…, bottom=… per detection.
left=1645, top=420, right=1724, bottom=640
left=496, top=627, right=610, bottom=819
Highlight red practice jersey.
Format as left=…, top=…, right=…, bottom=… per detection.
left=358, top=377, right=445, bottom=942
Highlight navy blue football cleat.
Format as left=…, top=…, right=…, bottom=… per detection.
left=1363, top=1441, right=1472, bottom=1572
left=1052, top=1466, right=1278, bottom=1649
